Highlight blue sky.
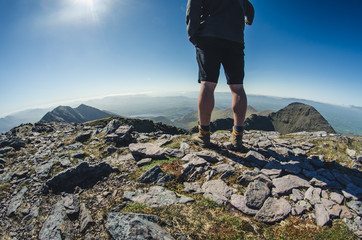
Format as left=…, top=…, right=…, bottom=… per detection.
left=0, top=0, right=361, bottom=116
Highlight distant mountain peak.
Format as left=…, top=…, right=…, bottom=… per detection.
left=269, top=102, right=335, bottom=134
left=40, top=104, right=116, bottom=123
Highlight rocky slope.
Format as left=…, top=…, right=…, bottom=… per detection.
left=0, top=118, right=361, bottom=239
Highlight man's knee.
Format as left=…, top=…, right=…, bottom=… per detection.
left=229, top=84, right=245, bottom=95
left=201, top=81, right=217, bottom=92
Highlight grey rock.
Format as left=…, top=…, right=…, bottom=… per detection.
left=138, top=165, right=164, bottom=183
left=164, top=148, right=185, bottom=158
left=342, top=183, right=362, bottom=200
left=310, top=176, right=342, bottom=189
left=230, top=194, right=258, bottom=216
left=346, top=148, right=357, bottom=158
left=238, top=170, right=272, bottom=187
left=272, top=175, right=311, bottom=196
left=62, top=194, right=80, bottom=218
left=36, top=161, right=54, bottom=179
left=23, top=199, right=41, bottom=222
left=315, top=203, right=330, bottom=226
left=203, top=192, right=228, bottom=206
left=321, top=198, right=341, bottom=218
left=258, top=140, right=272, bottom=149
left=59, top=157, right=72, bottom=167
left=123, top=186, right=194, bottom=207
left=182, top=156, right=208, bottom=169
left=341, top=206, right=354, bottom=219
left=212, top=164, right=235, bottom=174
left=63, top=142, right=83, bottom=151
left=106, top=212, right=174, bottom=240
left=79, top=203, right=94, bottom=233
left=260, top=169, right=282, bottom=179
left=357, top=155, right=362, bottom=164
left=6, top=186, right=28, bottom=217
left=245, top=151, right=267, bottom=167
left=71, top=151, right=86, bottom=159
left=137, top=158, right=152, bottom=167
left=294, top=200, right=311, bottom=215
left=204, top=170, right=217, bottom=181
left=156, top=174, right=173, bottom=186
left=46, top=161, right=116, bottom=193
left=245, top=180, right=270, bottom=209
left=201, top=179, right=235, bottom=199
left=330, top=192, right=344, bottom=204
left=129, top=143, right=166, bottom=159
left=290, top=189, right=304, bottom=202
left=254, top=197, right=291, bottom=223
left=0, top=147, right=14, bottom=154
left=39, top=200, right=66, bottom=240
left=183, top=182, right=202, bottom=194
left=304, top=187, right=321, bottom=205
left=347, top=200, right=362, bottom=215
left=293, top=148, right=307, bottom=156
left=103, top=119, right=121, bottom=134
left=75, top=131, right=92, bottom=142
left=180, top=141, right=190, bottom=151
left=195, top=150, right=222, bottom=163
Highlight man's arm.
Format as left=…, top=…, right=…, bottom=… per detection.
left=244, top=0, right=255, bottom=25
left=186, top=0, right=203, bottom=45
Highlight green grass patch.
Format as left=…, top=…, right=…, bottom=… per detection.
left=122, top=203, right=158, bottom=215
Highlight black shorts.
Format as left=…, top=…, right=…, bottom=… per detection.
left=196, top=37, right=245, bottom=85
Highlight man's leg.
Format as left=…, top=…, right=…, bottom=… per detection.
left=229, top=84, right=247, bottom=127
left=198, top=81, right=217, bottom=126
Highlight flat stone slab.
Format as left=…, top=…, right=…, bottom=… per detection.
left=254, top=197, right=291, bottom=223
left=272, top=175, right=311, bottom=196
left=39, top=200, right=66, bottom=240
left=315, top=203, right=330, bottom=226
left=201, top=179, right=236, bottom=199
left=230, top=194, right=258, bottom=216
left=106, top=212, right=174, bottom=240
left=6, top=186, right=28, bottom=217
left=129, top=143, right=166, bottom=159
left=123, top=186, right=194, bottom=207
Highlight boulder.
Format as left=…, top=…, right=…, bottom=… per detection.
left=46, top=162, right=117, bottom=193
left=254, top=197, right=291, bottom=223
left=245, top=180, right=270, bottom=209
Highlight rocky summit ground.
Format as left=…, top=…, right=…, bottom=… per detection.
left=0, top=118, right=361, bottom=240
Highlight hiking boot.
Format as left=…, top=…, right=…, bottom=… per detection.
left=229, top=128, right=244, bottom=151
left=192, top=125, right=210, bottom=147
